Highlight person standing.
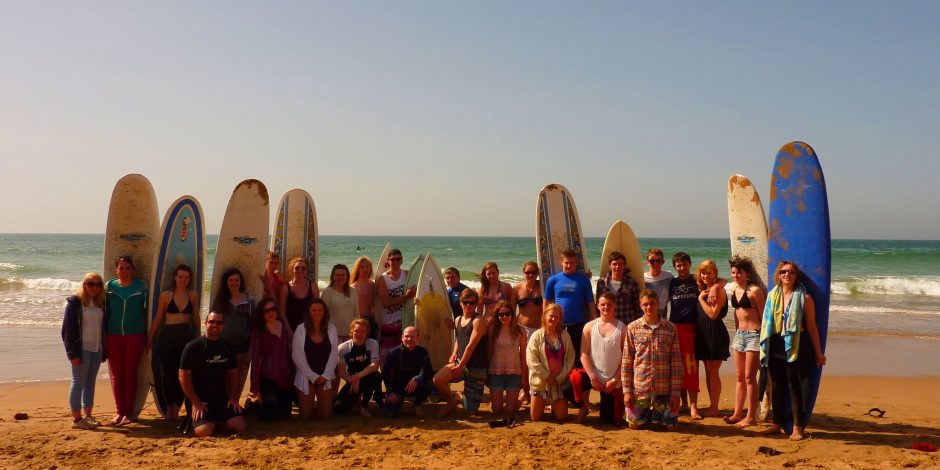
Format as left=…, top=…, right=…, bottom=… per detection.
left=575, top=293, right=627, bottom=425
left=104, top=256, right=148, bottom=425
left=695, top=260, right=730, bottom=418
left=350, top=256, right=378, bottom=339
left=375, top=249, right=416, bottom=361
left=725, top=255, right=767, bottom=428
left=444, top=267, right=469, bottom=325
left=179, top=312, right=246, bottom=437
left=667, top=252, right=702, bottom=418
left=62, top=273, right=108, bottom=430
left=595, top=251, right=641, bottom=324
left=212, top=268, right=253, bottom=399
left=643, top=248, right=673, bottom=318
left=322, top=264, right=359, bottom=343
left=543, top=249, right=596, bottom=368
left=622, top=290, right=682, bottom=430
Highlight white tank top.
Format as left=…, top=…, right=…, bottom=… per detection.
left=590, top=319, right=625, bottom=383
left=380, top=271, right=407, bottom=325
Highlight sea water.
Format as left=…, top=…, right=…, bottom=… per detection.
left=2, top=233, right=939, bottom=381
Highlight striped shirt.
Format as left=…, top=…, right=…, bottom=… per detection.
left=621, top=316, right=682, bottom=399
left=249, top=321, right=295, bottom=394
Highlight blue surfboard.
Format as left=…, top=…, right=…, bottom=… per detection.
left=768, top=141, right=830, bottom=433
left=148, top=195, right=206, bottom=417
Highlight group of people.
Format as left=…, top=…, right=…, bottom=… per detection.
left=61, top=246, right=826, bottom=440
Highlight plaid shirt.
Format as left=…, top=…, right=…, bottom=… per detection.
left=250, top=321, right=295, bottom=394
left=621, top=317, right=682, bottom=399
left=596, top=274, right=642, bottom=324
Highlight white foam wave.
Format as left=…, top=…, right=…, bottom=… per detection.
left=6, top=277, right=82, bottom=291
left=832, top=277, right=940, bottom=297
left=0, top=263, right=24, bottom=271
left=829, top=304, right=940, bottom=316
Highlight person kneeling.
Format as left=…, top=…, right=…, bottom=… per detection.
left=179, top=312, right=246, bottom=437
left=622, top=290, right=681, bottom=431
left=382, top=326, right=434, bottom=418
left=335, top=319, right=383, bottom=416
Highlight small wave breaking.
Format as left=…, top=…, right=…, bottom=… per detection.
left=832, top=277, right=940, bottom=297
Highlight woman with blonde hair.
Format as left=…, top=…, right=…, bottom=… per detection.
left=322, top=264, right=359, bottom=343
left=526, top=303, right=575, bottom=422
left=280, top=257, right=319, bottom=331
left=61, top=272, right=108, bottom=429
left=350, top=256, right=378, bottom=339
left=694, top=260, right=730, bottom=418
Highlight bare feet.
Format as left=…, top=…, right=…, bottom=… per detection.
left=109, top=415, right=125, bottom=426
left=577, top=406, right=589, bottom=423
left=700, top=407, right=721, bottom=418
left=436, top=394, right=458, bottom=417
left=789, top=427, right=805, bottom=441
left=690, top=406, right=703, bottom=420
left=723, top=414, right=744, bottom=424
left=758, top=424, right=782, bottom=435
left=735, top=418, right=757, bottom=429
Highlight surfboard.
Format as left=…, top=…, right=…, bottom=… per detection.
left=372, top=243, right=392, bottom=317
left=401, top=253, right=426, bottom=328
left=598, top=220, right=644, bottom=288
left=768, top=141, right=831, bottom=434
left=103, top=174, right=159, bottom=281
left=271, top=189, right=318, bottom=288
left=211, top=180, right=269, bottom=305
left=103, top=174, right=160, bottom=419
left=727, top=174, right=770, bottom=290
left=415, top=253, right=454, bottom=369
left=149, top=195, right=206, bottom=417
left=536, top=183, right=588, bottom=295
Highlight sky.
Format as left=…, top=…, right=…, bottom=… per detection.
left=1, top=1, right=938, bottom=239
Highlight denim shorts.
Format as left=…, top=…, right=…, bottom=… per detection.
left=732, top=329, right=760, bottom=353
left=487, top=373, right=522, bottom=391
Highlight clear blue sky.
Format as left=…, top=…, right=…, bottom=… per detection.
left=2, top=1, right=937, bottom=239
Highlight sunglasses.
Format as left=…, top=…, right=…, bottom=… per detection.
left=648, top=259, right=664, bottom=264
left=779, top=269, right=794, bottom=275
left=497, top=311, right=513, bottom=318
left=85, top=281, right=103, bottom=288
left=523, top=270, right=538, bottom=276
left=460, top=300, right=477, bottom=306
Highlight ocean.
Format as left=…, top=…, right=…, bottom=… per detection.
left=2, top=233, right=939, bottom=381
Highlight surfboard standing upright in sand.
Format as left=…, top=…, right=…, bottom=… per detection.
left=371, top=243, right=392, bottom=317
left=728, top=174, right=770, bottom=290
left=149, top=195, right=206, bottom=417
left=401, top=253, right=426, bottom=328
left=271, top=189, right=318, bottom=289
left=414, top=253, right=454, bottom=370
left=103, top=174, right=160, bottom=419
left=768, top=141, right=831, bottom=434
left=211, top=180, right=269, bottom=305
left=598, top=220, right=645, bottom=288
left=536, top=183, right=588, bottom=295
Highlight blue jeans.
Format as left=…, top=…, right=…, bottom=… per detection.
left=69, top=349, right=102, bottom=412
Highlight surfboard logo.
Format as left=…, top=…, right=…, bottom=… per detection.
left=119, top=233, right=147, bottom=242
left=737, top=235, right=757, bottom=245
left=180, top=217, right=190, bottom=242
left=234, top=236, right=258, bottom=245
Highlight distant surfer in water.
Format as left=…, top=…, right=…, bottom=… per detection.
left=759, top=261, right=826, bottom=441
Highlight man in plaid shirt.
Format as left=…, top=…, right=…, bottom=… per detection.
left=621, top=289, right=683, bottom=430
left=594, top=251, right=642, bottom=324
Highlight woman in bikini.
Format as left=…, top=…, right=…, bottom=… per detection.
left=513, top=261, right=543, bottom=404
left=477, top=262, right=516, bottom=325
left=725, top=255, right=766, bottom=428
left=148, top=264, right=200, bottom=421
left=350, top=256, right=378, bottom=339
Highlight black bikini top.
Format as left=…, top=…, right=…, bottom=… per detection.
left=730, top=285, right=753, bottom=309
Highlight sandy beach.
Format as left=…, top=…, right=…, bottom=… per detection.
left=1, top=371, right=938, bottom=469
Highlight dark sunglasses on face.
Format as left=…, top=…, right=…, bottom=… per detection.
left=460, top=300, right=476, bottom=306
left=497, top=311, right=513, bottom=318
left=524, top=270, right=538, bottom=276
left=648, top=259, right=664, bottom=264
left=85, top=281, right=103, bottom=288
left=779, top=269, right=794, bottom=275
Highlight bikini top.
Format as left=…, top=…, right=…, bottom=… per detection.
left=166, top=295, right=193, bottom=314
left=730, top=285, right=753, bottom=309
left=517, top=296, right=544, bottom=307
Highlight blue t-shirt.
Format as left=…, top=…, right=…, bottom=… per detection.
left=544, top=272, right=594, bottom=325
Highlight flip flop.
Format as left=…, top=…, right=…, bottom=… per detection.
left=756, top=446, right=782, bottom=456
left=867, top=407, right=886, bottom=418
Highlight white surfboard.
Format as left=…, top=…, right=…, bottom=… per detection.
left=727, top=174, right=769, bottom=289
left=211, top=179, right=270, bottom=304
left=415, top=253, right=454, bottom=370
left=271, top=189, right=318, bottom=287
left=371, top=243, right=392, bottom=317
left=149, top=195, right=206, bottom=417
left=536, top=183, right=589, bottom=294
left=103, top=174, right=160, bottom=418
left=103, top=174, right=159, bottom=281
left=401, top=254, right=426, bottom=328
left=598, top=220, right=645, bottom=288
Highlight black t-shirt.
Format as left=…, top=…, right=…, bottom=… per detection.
left=179, top=336, right=236, bottom=403
left=669, top=276, right=700, bottom=325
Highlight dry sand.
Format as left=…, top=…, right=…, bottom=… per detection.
left=1, top=374, right=938, bottom=469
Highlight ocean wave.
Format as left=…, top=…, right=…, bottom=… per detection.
left=1, top=277, right=81, bottom=291
left=0, top=263, right=25, bottom=271
left=830, top=304, right=940, bottom=316
left=832, top=277, right=940, bottom=296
